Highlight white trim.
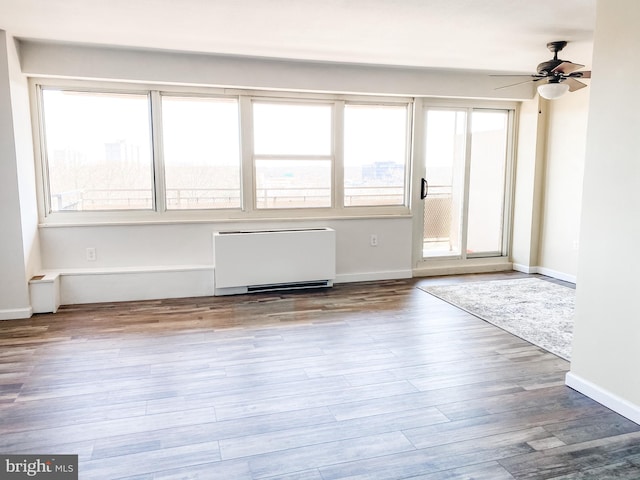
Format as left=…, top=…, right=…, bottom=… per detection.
left=37, top=211, right=413, bottom=228
left=512, top=264, right=576, bottom=284
left=460, top=108, right=473, bottom=257
left=150, top=90, right=167, bottom=213
left=59, top=266, right=214, bottom=305
left=512, top=263, right=536, bottom=274
left=35, top=266, right=411, bottom=305
left=335, top=269, right=412, bottom=284
left=414, top=104, right=516, bottom=269
left=41, top=264, right=212, bottom=276
left=414, top=256, right=512, bottom=276
left=502, top=108, right=518, bottom=256
left=29, top=273, right=61, bottom=314
left=565, top=372, right=640, bottom=425
left=410, top=98, right=425, bottom=268
left=0, top=307, right=33, bottom=321
left=414, top=261, right=512, bottom=277
left=536, top=267, right=576, bottom=284
left=333, top=100, right=345, bottom=211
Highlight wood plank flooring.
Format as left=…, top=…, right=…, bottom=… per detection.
left=1, top=272, right=639, bottom=479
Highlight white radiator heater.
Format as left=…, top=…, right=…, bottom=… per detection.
left=213, top=228, right=336, bottom=295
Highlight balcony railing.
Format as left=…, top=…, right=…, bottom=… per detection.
left=52, top=185, right=455, bottom=252
left=51, top=186, right=407, bottom=211
left=423, top=185, right=453, bottom=243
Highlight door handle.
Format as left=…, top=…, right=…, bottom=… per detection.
left=420, top=178, right=429, bottom=200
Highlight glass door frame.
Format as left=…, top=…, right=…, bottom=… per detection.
left=411, top=98, right=518, bottom=271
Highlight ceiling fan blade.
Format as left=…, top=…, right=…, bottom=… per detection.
left=564, top=77, right=588, bottom=92
left=552, top=61, right=585, bottom=75
left=492, top=74, right=547, bottom=90
left=490, top=74, right=545, bottom=78
left=494, top=78, right=539, bottom=90
left=568, top=70, right=591, bottom=79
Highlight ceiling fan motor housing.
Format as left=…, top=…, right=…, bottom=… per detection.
left=537, top=60, right=564, bottom=75
left=537, top=41, right=568, bottom=75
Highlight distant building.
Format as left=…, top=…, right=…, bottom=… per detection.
left=362, top=161, right=404, bottom=181
left=105, top=140, right=141, bottom=163
left=52, top=147, right=84, bottom=165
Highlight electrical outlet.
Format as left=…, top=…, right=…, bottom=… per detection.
left=86, top=247, right=97, bottom=261
left=370, top=234, right=378, bottom=247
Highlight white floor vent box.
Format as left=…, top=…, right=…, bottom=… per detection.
left=213, top=228, right=336, bottom=295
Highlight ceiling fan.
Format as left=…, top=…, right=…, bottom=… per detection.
left=495, top=41, right=591, bottom=99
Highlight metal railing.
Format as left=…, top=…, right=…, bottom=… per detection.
left=423, top=185, right=453, bottom=243
left=51, top=186, right=407, bottom=211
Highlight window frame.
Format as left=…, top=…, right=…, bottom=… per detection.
left=250, top=97, right=336, bottom=210
left=342, top=100, right=413, bottom=209
left=159, top=92, right=243, bottom=212
left=411, top=97, right=519, bottom=269
left=29, top=78, right=414, bottom=226
left=35, top=84, right=158, bottom=219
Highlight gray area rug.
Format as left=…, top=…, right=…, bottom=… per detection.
left=420, top=277, right=575, bottom=360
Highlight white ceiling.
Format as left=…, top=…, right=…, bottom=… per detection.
left=1, top=0, right=596, bottom=74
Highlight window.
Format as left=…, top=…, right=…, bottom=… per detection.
left=41, top=89, right=153, bottom=212
left=467, top=110, right=509, bottom=254
left=161, top=96, right=241, bottom=210
left=344, top=104, right=408, bottom=207
left=252, top=101, right=333, bottom=209
left=35, top=82, right=413, bottom=222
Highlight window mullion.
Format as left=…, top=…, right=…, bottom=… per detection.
left=334, top=101, right=345, bottom=210
left=150, top=90, right=166, bottom=213
left=33, top=84, right=53, bottom=217
left=460, top=108, right=473, bottom=260
left=239, top=95, right=254, bottom=212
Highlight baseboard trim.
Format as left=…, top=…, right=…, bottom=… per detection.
left=0, top=307, right=33, bottom=321
left=512, top=264, right=576, bottom=284
left=335, top=270, right=412, bottom=284
left=512, top=263, right=536, bottom=274
left=56, top=266, right=214, bottom=305
left=38, top=266, right=413, bottom=306
left=536, top=267, right=577, bottom=284
left=565, top=371, right=640, bottom=425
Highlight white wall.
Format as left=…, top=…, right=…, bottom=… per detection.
left=18, top=39, right=534, bottom=100
left=511, top=97, right=546, bottom=271
left=512, top=82, right=590, bottom=283
left=9, top=35, right=41, bottom=284
left=567, top=0, right=640, bottom=422
left=0, top=31, right=36, bottom=320
left=39, top=217, right=412, bottom=284
left=537, top=88, right=590, bottom=282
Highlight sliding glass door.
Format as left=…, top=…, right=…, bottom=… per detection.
left=420, top=106, right=512, bottom=261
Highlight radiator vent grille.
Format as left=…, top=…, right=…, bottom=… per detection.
left=247, top=280, right=333, bottom=293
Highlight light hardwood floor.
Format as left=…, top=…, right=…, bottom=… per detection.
left=1, top=272, right=639, bottom=479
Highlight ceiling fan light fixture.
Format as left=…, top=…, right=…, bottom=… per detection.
left=537, top=82, right=570, bottom=100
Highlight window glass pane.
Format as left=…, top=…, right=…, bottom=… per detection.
left=162, top=96, right=241, bottom=209
left=253, top=102, right=332, bottom=155
left=42, top=90, right=153, bottom=211
left=423, top=109, right=466, bottom=257
left=467, top=110, right=508, bottom=254
left=344, top=104, right=407, bottom=206
left=255, top=159, right=331, bottom=209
